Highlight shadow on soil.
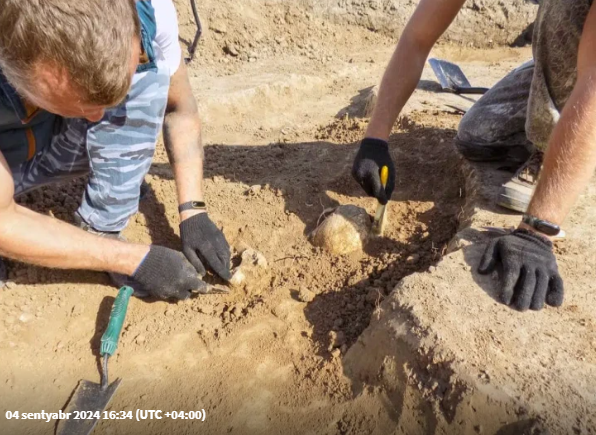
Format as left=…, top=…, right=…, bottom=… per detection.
left=150, top=126, right=463, bottom=239
left=146, top=122, right=465, bottom=358
left=335, top=80, right=446, bottom=119
left=90, top=296, right=117, bottom=377
left=10, top=122, right=467, bottom=334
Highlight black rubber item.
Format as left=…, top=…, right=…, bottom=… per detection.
left=453, top=86, right=490, bottom=94
left=478, top=229, right=564, bottom=311
left=522, top=214, right=561, bottom=237
left=178, top=201, right=207, bottom=213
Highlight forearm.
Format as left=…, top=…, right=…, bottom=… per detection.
left=365, top=0, right=466, bottom=140
left=0, top=203, right=148, bottom=275
left=163, top=109, right=205, bottom=220
left=366, top=34, right=431, bottom=140
left=527, top=71, right=596, bottom=226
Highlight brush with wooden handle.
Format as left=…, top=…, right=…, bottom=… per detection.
left=372, top=166, right=389, bottom=236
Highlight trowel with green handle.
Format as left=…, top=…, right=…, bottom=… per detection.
left=56, top=286, right=134, bottom=435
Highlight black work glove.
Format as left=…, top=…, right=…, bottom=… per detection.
left=180, top=213, right=232, bottom=281
left=352, top=138, right=396, bottom=205
left=132, top=246, right=209, bottom=300
left=478, top=229, right=564, bottom=311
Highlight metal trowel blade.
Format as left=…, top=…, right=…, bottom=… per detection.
left=372, top=203, right=388, bottom=236
left=428, top=58, right=473, bottom=91
left=192, top=283, right=230, bottom=294
left=56, top=379, right=121, bottom=435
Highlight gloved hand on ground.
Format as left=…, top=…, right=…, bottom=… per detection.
left=478, top=229, right=564, bottom=311
left=180, top=212, right=232, bottom=281
left=352, top=138, right=396, bottom=205
left=132, top=245, right=210, bottom=300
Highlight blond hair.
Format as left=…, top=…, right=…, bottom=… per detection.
left=0, top=0, right=140, bottom=106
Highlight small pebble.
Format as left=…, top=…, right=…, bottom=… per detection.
left=366, top=288, right=383, bottom=304
left=19, top=312, right=34, bottom=323
left=247, top=185, right=261, bottom=195
left=71, top=304, right=84, bottom=317
left=407, top=254, right=420, bottom=264
left=297, top=287, right=315, bottom=303
left=328, top=330, right=346, bottom=350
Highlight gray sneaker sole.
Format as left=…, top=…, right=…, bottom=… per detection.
left=497, top=188, right=531, bottom=213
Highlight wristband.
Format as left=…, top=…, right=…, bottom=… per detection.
left=522, top=214, right=560, bottom=237
left=178, top=201, right=207, bottom=213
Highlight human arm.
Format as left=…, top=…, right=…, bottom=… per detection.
left=163, top=60, right=205, bottom=219
left=365, top=0, right=468, bottom=140
left=353, top=0, right=467, bottom=203
left=163, top=59, right=232, bottom=280
left=0, top=152, right=148, bottom=275
left=522, top=2, right=596, bottom=230
left=477, top=3, right=596, bottom=311
left=0, top=152, right=209, bottom=300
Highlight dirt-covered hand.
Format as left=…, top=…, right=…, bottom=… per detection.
left=180, top=213, right=232, bottom=281
left=478, top=229, right=564, bottom=311
left=132, top=246, right=209, bottom=300
left=352, top=138, right=396, bottom=205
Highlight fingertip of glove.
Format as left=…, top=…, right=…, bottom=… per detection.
left=216, top=268, right=233, bottom=281
left=546, top=292, right=564, bottom=307
left=184, top=248, right=207, bottom=276
left=476, top=266, right=491, bottom=275
left=513, top=304, right=531, bottom=313
left=511, top=294, right=532, bottom=312
left=546, top=276, right=564, bottom=307
left=477, top=258, right=495, bottom=275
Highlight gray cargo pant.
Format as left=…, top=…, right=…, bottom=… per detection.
left=455, top=0, right=591, bottom=158
left=11, top=69, right=170, bottom=233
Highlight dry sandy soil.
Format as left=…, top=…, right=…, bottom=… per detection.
left=6, top=1, right=590, bottom=435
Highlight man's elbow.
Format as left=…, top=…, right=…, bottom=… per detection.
left=165, top=103, right=201, bottom=129
left=0, top=200, right=19, bottom=251
left=398, top=28, right=436, bottom=60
